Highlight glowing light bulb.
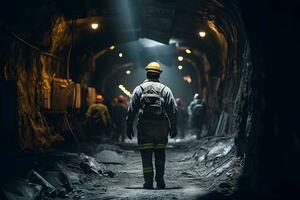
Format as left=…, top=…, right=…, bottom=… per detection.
left=178, top=65, right=183, bottom=70
left=109, top=45, right=116, bottom=50
left=185, top=49, right=192, bottom=54
left=118, top=53, right=123, bottom=58
left=178, top=56, right=183, bottom=61
left=91, top=23, right=99, bottom=30
left=126, top=70, right=131, bottom=75
left=199, top=31, right=206, bottom=37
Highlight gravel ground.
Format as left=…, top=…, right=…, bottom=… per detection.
left=65, top=137, right=241, bottom=200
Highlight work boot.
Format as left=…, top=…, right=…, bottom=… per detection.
left=143, top=173, right=154, bottom=189
left=156, top=179, right=166, bottom=189
left=143, top=182, right=153, bottom=189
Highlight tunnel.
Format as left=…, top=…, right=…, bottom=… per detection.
left=0, top=0, right=299, bottom=199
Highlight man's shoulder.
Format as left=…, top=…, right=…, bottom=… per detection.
left=161, top=85, right=173, bottom=93
left=94, top=103, right=107, bottom=109
left=189, top=100, right=197, bottom=107
left=133, top=85, right=142, bottom=92
left=140, top=81, right=168, bottom=92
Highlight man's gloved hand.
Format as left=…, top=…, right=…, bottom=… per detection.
left=169, top=126, right=177, bottom=138
left=127, top=125, right=134, bottom=140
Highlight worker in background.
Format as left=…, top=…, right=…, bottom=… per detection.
left=111, top=95, right=128, bottom=143
left=85, top=94, right=112, bottom=142
left=188, top=93, right=207, bottom=139
left=127, top=62, right=178, bottom=189
left=176, top=98, right=188, bottom=139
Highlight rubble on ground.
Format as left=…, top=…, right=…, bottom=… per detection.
left=0, top=144, right=122, bottom=200
left=0, top=136, right=243, bottom=199
left=1, top=177, right=42, bottom=200
left=171, top=135, right=242, bottom=195
left=94, top=150, right=125, bottom=164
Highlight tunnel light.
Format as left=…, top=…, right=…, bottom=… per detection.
left=178, top=65, right=183, bottom=70
left=109, top=45, right=116, bottom=50
left=177, top=56, right=183, bottom=61
left=91, top=23, right=99, bottom=30
left=118, top=84, right=132, bottom=97
left=199, top=31, right=206, bottom=38
left=126, top=70, right=131, bottom=75
left=185, top=49, right=192, bottom=54
left=183, top=75, right=192, bottom=83
left=118, top=53, right=123, bottom=58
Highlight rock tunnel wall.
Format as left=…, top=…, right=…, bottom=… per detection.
left=0, top=16, right=72, bottom=152
left=203, top=1, right=253, bottom=143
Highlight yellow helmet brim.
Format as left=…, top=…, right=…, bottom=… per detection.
left=145, top=68, right=162, bottom=73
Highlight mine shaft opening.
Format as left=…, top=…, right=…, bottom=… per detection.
left=0, top=0, right=263, bottom=199
left=96, top=39, right=201, bottom=106
left=69, top=0, right=250, bottom=141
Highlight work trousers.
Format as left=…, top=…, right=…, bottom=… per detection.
left=113, top=125, right=126, bottom=143
left=137, top=119, right=169, bottom=184
left=140, top=148, right=166, bottom=184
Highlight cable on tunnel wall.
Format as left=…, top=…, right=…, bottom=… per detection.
left=66, top=19, right=76, bottom=80
left=0, top=24, right=62, bottom=61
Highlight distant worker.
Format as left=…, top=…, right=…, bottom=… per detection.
left=111, top=95, right=128, bottom=143
left=127, top=62, right=178, bottom=189
left=188, top=93, right=207, bottom=139
left=176, top=98, right=188, bottom=139
left=85, top=94, right=112, bottom=142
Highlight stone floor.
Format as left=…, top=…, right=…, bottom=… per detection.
left=66, top=136, right=240, bottom=200
left=0, top=135, right=241, bottom=200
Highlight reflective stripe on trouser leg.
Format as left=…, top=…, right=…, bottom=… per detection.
left=140, top=149, right=154, bottom=184
left=138, top=143, right=154, bottom=150
left=154, top=143, right=166, bottom=149
left=154, top=149, right=166, bottom=183
left=143, top=166, right=153, bottom=174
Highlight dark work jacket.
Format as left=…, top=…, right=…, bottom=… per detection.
left=126, top=79, right=178, bottom=129
left=86, top=103, right=112, bottom=127
left=111, top=103, right=127, bottom=128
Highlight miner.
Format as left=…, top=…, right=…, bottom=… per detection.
left=111, top=95, right=128, bottom=143
left=126, top=62, right=178, bottom=189
left=188, top=93, right=207, bottom=139
left=176, top=98, right=188, bottom=139
left=85, top=94, right=112, bottom=142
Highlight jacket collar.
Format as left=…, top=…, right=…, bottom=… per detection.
left=144, top=78, right=160, bottom=83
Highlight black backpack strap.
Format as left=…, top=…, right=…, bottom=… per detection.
left=160, top=85, right=166, bottom=95
left=139, top=84, right=144, bottom=92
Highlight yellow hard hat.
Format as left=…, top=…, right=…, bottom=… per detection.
left=145, top=62, right=162, bottom=74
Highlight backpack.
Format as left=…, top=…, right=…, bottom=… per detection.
left=139, top=82, right=166, bottom=118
